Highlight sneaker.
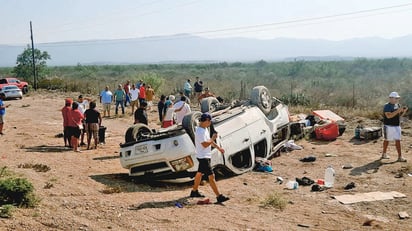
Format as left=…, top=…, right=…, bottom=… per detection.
left=397, top=158, right=407, bottom=162
left=80, top=142, right=86, bottom=146
left=216, top=194, right=230, bottom=203
left=190, top=190, right=205, bottom=198
left=381, top=153, right=390, bottom=159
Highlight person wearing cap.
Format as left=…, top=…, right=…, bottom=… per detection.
left=114, top=84, right=126, bottom=115
left=382, top=91, right=408, bottom=162
left=134, top=101, right=148, bottom=125
left=100, top=86, right=113, bottom=117
left=190, top=113, right=230, bottom=203
left=162, top=99, right=186, bottom=128
left=61, top=98, right=73, bottom=147
left=194, top=76, right=203, bottom=103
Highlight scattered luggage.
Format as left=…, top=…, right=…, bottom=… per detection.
left=359, top=127, right=382, bottom=140
left=315, top=122, right=339, bottom=141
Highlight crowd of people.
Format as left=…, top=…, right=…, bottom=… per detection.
left=60, top=77, right=213, bottom=152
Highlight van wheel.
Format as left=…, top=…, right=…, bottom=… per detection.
left=201, top=97, right=219, bottom=113
left=124, top=123, right=152, bottom=143
left=251, top=86, right=272, bottom=115
left=182, top=111, right=202, bottom=142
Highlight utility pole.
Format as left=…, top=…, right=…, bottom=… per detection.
left=30, top=21, right=37, bottom=90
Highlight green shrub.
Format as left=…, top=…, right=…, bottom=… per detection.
left=0, top=204, right=15, bottom=218
left=0, top=177, right=37, bottom=207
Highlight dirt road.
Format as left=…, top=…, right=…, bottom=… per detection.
left=0, top=91, right=411, bottom=230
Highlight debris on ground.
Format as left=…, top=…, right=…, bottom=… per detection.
left=398, top=212, right=410, bottom=219
left=333, top=191, right=406, bottom=204
left=299, top=156, right=316, bottom=162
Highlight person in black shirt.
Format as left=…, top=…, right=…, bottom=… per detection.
left=84, top=101, right=102, bottom=150
left=194, top=76, right=203, bottom=103
left=382, top=92, right=408, bottom=162
left=158, top=95, right=166, bottom=122
left=134, top=101, right=148, bottom=125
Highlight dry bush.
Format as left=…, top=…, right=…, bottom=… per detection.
left=261, top=192, right=287, bottom=210
left=101, top=185, right=123, bottom=194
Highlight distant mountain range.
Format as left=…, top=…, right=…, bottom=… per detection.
left=1, top=34, right=412, bottom=67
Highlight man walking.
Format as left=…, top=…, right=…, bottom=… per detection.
left=190, top=113, right=229, bottom=203
left=382, top=92, right=408, bottom=162
left=129, top=84, right=140, bottom=115
left=114, top=84, right=126, bottom=115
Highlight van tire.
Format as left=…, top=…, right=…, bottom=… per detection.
left=251, top=86, right=272, bottom=115
left=201, top=97, right=219, bottom=113
left=182, top=111, right=202, bottom=142
left=124, top=123, right=152, bottom=143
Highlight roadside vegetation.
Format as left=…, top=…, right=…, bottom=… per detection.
left=0, top=166, right=39, bottom=218
left=1, top=58, right=412, bottom=117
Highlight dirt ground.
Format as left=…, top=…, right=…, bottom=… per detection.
left=1, top=91, right=412, bottom=231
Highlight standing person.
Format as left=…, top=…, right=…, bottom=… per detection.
left=138, top=83, right=146, bottom=105
left=162, top=101, right=186, bottom=128
left=100, top=86, right=113, bottom=117
left=173, top=96, right=191, bottom=125
left=61, top=98, right=73, bottom=147
left=136, top=79, right=143, bottom=89
left=84, top=101, right=102, bottom=150
left=198, top=87, right=216, bottom=102
left=68, top=102, right=84, bottom=152
left=382, top=92, right=408, bottom=162
left=77, top=95, right=91, bottom=146
left=190, top=113, right=229, bottom=203
left=114, top=84, right=126, bottom=115
left=129, top=84, right=140, bottom=115
left=184, top=79, right=192, bottom=98
left=134, top=101, right=148, bottom=125
left=194, top=76, right=203, bottom=103
left=0, top=93, right=10, bottom=136
left=157, top=95, right=166, bottom=123
left=124, top=80, right=131, bottom=107
left=179, top=91, right=190, bottom=104
left=146, top=85, right=155, bottom=110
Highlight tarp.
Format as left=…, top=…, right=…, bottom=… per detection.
left=333, top=191, right=406, bottom=204
left=312, top=110, right=344, bottom=122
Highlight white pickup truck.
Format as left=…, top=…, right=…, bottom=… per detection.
left=119, top=86, right=290, bottom=181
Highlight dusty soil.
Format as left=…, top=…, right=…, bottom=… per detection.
left=1, top=91, right=412, bottom=231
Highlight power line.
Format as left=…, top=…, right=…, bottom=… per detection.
left=36, top=2, right=412, bottom=47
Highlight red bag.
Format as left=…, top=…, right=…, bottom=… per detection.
left=315, top=122, right=339, bottom=141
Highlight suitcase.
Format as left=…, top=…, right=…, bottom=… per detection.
left=99, top=126, right=106, bottom=144
left=290, top=122, right=305, bottom=140
left=315, top=122, right=339, bottom=141
left=360, top=127, right=382, bottom=140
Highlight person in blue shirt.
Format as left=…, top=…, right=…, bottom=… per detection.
left=0, top=93, right=10, bottom=135
left=100, top=86, right=113, bottom=117
left=382, top=92, right=408, bottom=162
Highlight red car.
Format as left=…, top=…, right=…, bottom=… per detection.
left=0, top=77, right=29, bottom=94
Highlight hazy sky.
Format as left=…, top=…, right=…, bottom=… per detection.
left=1, top=0, right=412, bottom=45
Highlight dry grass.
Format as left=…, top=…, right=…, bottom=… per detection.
left=17, top=163, right=51, bottom=172
left=261, top=191, right=287, bottom=210
left=101, top=185, right=123, bottom=194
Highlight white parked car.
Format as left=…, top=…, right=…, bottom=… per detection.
left=119, top=86, right=290, bottom=181
left=0, top=85, right=23, bottom=100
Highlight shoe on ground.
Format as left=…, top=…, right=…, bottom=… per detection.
left=216, top=194, right=230, bottom=203
left=190, top=190, right=205, bottom=198
left=397, top=157, right=407, bottom=162
left=381, top=153, right=390, bottom=159
left=80, top=142, right=86, bottom=146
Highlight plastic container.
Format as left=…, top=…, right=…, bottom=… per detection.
left=286, top=180, right=299, bottom=190
left=324, top=166, right=335, bottom=188
left=317, top=179, right=325, bottom=185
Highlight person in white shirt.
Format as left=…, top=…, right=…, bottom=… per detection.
left=189, top=113, right=229, bottom=203
left=129, top=84, right=140, bottom=115
left=173, top=96, right=191, bottom=124
left=162, top=101, right=185, bottom=128
left=77, top=95, right=91, bottom=146
left=184, top=79, right=192, bottom=98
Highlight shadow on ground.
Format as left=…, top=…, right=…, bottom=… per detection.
left=348, top=137, right=379, bottom=145
left=24, top=145, right=72, bottom=153
left=92, top=155, right=119, bottom=161
left=128, top=196, right=191, bottom=210
left=350, top=159, right=394, bottom=176
left=89, top=173, right=193, bottom=193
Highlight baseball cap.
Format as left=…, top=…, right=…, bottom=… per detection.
left=65, top=98, right=73, bottom=104
left=389, top=92, right=400, bottom=98
left=200, top=113, right=212, bottom=122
